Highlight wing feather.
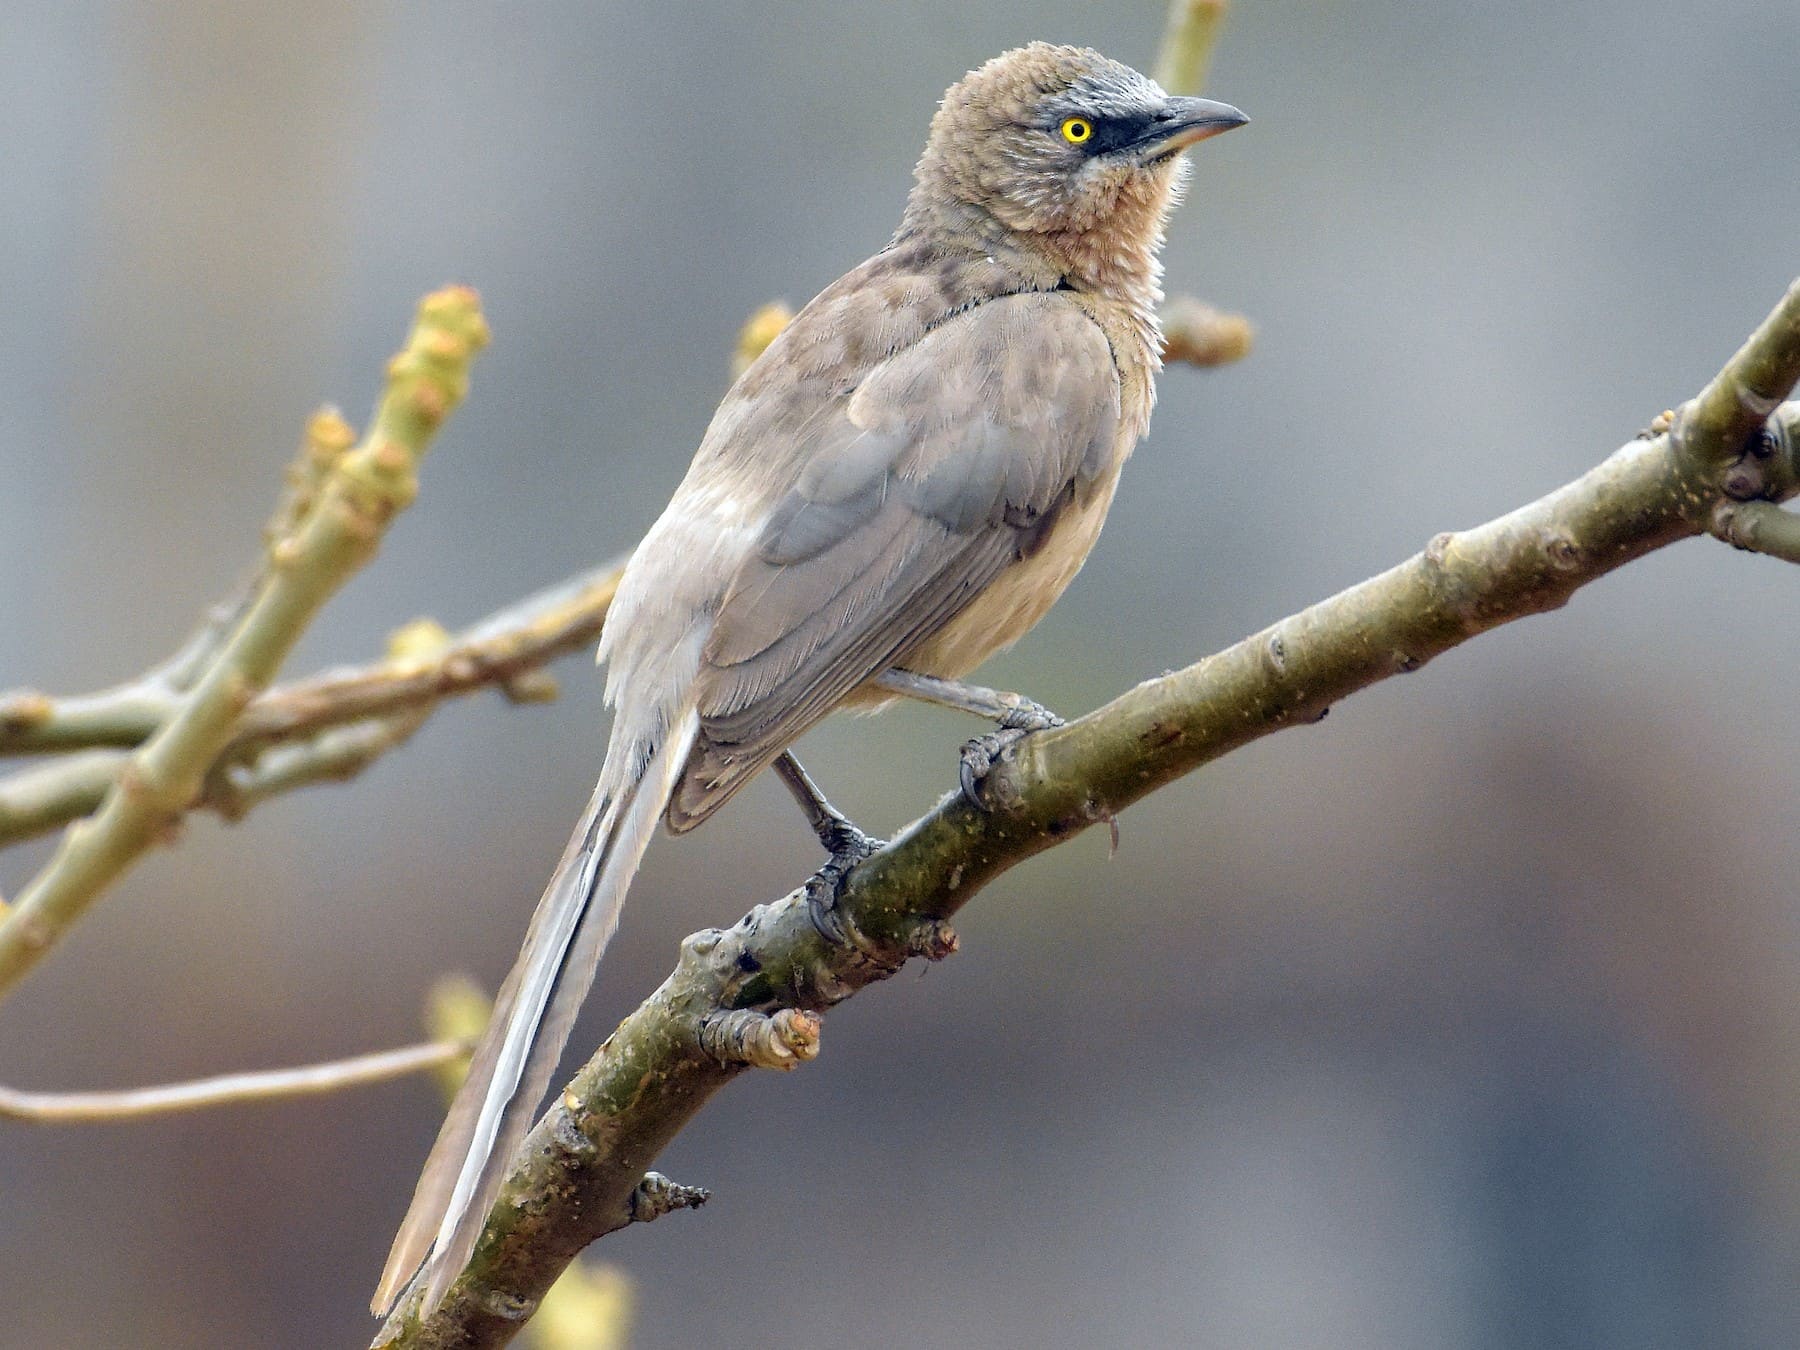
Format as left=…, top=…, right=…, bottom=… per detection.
left=667, top=292, right=1120, bottom=831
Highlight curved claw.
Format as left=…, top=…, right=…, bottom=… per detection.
left=810, top=819, right=883, bottom=903
left=959, top=727, right=1029, bottom=812
left=958, top=753, right=984, bottom=810
left=805, top=824, right=886, bottom=947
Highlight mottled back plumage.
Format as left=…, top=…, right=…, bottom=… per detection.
left=377, top=42, right=1244, bottom=1321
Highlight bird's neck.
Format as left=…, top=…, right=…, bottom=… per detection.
left=897, top=182, right=1171, bottom=362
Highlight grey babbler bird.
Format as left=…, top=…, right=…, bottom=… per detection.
left=376, top=41, right=1245, bottom=1317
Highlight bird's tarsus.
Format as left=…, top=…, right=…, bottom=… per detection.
left=804, top=822, right=883, bottom=946
left=774, top=751, right=884, bottom=937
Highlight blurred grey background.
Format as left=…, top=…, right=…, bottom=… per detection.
left=3, top=2, right=1798, bottom=1346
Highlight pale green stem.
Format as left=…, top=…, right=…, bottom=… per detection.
left=1154, top=0, right=1229, bottom=95
left=0, top=288, right=488, bottom=1002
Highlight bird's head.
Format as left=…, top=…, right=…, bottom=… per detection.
left=908, top=43, right=1246, bottom=297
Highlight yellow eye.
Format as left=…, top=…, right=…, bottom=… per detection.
left=1060, top=117, right=1092, bottom=145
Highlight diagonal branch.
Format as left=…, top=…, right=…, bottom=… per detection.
left=378, top=282, right=1800, bottom=1349
left=0, top=288, right=489, bottom=1004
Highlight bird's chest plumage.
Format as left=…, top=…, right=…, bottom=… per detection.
left=899, top=463, right=1124, bottom=679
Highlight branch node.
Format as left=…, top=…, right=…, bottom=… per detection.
left=1138, top=719, right=1186, bottom=752
left=1722, top=462, right=1766, bottom=501
left=551, top=1103, right=597, bottom=1157
left=1079, top=798, right=1123, bottom=855
left=697, top=1007, right=820, bottom=1070
left=905, top=917, right=960, bottom=962
left=1540, top=528, right=1583, bottom=572
left=475, top=1288, right=536, bottom=1323
left=499, top=670, right=560, bottom=704
left=1264, top=632, right=1287, bottom=674
left=114, top=762, right=182, bottom=816
left=627, top=1171, right=711, bottom=1224
left=680, top=927, right=726, bottom=963
left=268, top=536, right=305, bottom=570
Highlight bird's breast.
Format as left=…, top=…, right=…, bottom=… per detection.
left=881, top=460, right=1126, bottom=687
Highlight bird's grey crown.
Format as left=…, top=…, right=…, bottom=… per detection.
left=1047, top=63, right=1167, bottom=125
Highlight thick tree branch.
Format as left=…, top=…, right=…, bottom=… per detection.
left=379, top=280, right=1800, bottom=1350
left=0, top=288, right=489, bottom=1002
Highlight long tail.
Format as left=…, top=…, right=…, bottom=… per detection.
left=373, top=707, right=700, bottom=1317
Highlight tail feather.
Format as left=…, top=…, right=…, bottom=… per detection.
left=373, top=709, right=700, bottom=1317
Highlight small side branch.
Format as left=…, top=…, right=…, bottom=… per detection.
left=0, top=753, right=127, bottom=846
left=626, top=1172, right=711, bottom=1224
left=697, top=1007, right=821, bottom=1070
left=0, top=562, right=625, bottom=848
left=1679, top=277, right=1800, bottom=467
left=0, top=559, right=625, bottom=761
left=1712, top=499, right=1800, bottom=564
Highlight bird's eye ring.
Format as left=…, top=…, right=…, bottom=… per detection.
left=1060, top=117, right=1092, bottom=145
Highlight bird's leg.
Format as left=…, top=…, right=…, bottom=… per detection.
left=772, top=752, right=883, bottom=928
left=872, top=669, right=1065, bottom=811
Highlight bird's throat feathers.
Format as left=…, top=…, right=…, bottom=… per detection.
left=900, top=152, right=1180, bottom=372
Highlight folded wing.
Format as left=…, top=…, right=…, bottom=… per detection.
left=668, top=291, right=1120, bottom=830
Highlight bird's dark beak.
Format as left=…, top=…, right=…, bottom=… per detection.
left=1133, top=96, right=1249, bottom=160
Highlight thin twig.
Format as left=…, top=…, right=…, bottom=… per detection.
left=0, top=563, right=624, bottom=847
left=233, top=561, right=621, bottom=749
left=0, top=1039, right=471, bottom=1123
left=205, top=710, right=434, bottom=820
left=1681, top=279, right=1800, bottom=467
